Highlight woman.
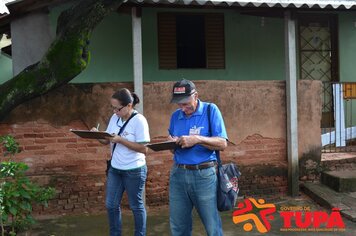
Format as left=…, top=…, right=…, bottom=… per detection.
left=93, top=88, right=150, bottom=236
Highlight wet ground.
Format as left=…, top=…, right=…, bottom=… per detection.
left=21, top=195, right=356, bottom=236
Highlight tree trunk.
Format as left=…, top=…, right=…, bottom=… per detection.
left=0, top=0, right=124, bottom=121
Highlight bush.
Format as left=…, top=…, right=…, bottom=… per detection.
left=0, top=135, right=55, bottom=236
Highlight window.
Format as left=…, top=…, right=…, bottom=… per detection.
left=158, top=13, right=225, bottom=69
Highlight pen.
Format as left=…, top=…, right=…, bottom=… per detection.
left=96, top=123, right=100, bottom=130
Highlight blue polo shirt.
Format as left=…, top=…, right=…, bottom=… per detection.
left=168, top=100, right=228, bottom=165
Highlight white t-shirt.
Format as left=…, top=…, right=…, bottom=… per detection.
left=106, top=112, right=150, bottom=170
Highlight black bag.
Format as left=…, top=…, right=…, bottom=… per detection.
left=106, top=112, right=138, bottom=176
left=216, top=155, right=241, bottom=211
left=206, top=103, right=241, bottom=211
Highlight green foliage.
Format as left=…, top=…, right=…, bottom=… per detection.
left=0, top=135, right=20, bottom=159
left=0, top=135, right=55, bottom=235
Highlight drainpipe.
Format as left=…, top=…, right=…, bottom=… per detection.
left=284, top=10, right=299, bottom=197
left=132, top=7, right=143, bottom=114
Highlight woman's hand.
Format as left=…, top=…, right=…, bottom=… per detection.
left=90, top=127, right=98, bottom=132
left=90, top=127, right=109, bottom=145
left=110, top=135, right=148, bottom=154
left=110, top=135, right=124, bottom=144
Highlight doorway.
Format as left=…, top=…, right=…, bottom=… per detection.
left=298, top=14, right=338, bottom=128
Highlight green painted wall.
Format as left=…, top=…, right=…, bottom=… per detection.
left=338, top=13, right=356, bottom=127
left=3, top=6, right=356, bottom=85
left=49, top=5, right=133, bottom=83
left=48, top=7, right=285, bottom=83
left=339, top=13, right=356, bottom=82
left=142, top=8, right=285, bottom=82
left=72, top=12, right=133, bottom=83
left=0, top=53, right=12, bottom=83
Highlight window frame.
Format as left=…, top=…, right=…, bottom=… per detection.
left=157, top=12, right=225, bottom=70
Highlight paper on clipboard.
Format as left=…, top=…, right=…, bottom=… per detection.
left=70, top=129, right=114, bottom=139
left=146, top=141, right=178, bottom=152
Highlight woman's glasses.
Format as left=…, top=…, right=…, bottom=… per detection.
left=112, top=105, right=126, bottom=112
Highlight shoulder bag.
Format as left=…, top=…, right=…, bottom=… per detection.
left=207, top=103, right=241, bottom=211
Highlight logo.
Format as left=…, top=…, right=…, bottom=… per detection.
left=230, top=176, right=239, bottom=192
left=232, top=198, right=346, bottom=233
left=233, top=198, right=276, bottom=233
left=173, top=87, right=186, bottom=94
left=189, top=126, right=204, bottom=135
left=279, top=207, right=345, bottom=232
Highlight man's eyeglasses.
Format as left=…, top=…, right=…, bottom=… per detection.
left=112, top=105, right=125, bottom=112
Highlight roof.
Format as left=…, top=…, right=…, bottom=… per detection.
left=0, top=0, right=356, bottom=35
left=125, top=0, right=356, bottom=9
left=4, top=0, right=356, bottom=13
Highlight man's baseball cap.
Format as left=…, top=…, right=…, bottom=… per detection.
left=171, top=79, right=197, bottom=103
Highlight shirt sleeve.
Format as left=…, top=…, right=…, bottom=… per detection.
left=135, top=115, right=150, bottom=143
left=210, top=103, right=228, bottom=139
left=168, top=114, right=175, bottom=136
left=168, top=109, right=180, bottom=137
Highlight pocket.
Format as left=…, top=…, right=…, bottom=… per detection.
left=197, top=167, right=216, bottom=178
left=169, top=165, right=178, bottom=178
left=127, top=166, right=147, bottom=179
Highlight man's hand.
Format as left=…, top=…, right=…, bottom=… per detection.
left=177, top=135, right=199, bottom=148
left=168, top=135, right=178, bottom=142
left=176, top=135, right=227, bottom=150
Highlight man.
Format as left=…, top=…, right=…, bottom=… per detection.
left=168, top=79, right=228, bottom=236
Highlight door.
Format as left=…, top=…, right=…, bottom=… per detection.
left=298, top=14, right=338, bottom=128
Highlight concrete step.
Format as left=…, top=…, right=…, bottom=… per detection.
left=321, top=170, right=356, bottom=192
left=301, top=182, right=356, bottom=222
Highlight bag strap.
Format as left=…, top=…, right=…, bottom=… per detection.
left=207, top=103, right=222, bottom=166
left=111, top=112, right=138, bottom=158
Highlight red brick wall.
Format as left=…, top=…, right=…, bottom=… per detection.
left=223, top=134, right=288, bottom=199
left=0, top=121, right=287, bottom=214
left=0, top=121, right=109, bottom=215
left=0, top=80, right=321, bottom=215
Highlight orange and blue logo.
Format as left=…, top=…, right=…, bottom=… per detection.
left=233, top=198, right=346, bottom=233
left=232, top=198, right=276, bottom=233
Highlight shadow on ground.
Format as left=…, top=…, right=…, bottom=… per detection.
left=21, top=195, right=356, bottom=236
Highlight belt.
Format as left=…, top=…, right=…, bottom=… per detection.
left=176, top=161, right=216, bottom=170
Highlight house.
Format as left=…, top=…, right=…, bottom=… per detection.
left=0, top=0, right=355, bottom=215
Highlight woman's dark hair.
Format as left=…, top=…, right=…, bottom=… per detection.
left=112, top=88, right=140, bottom=107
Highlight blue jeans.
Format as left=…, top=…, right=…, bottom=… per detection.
left=169, top=165, right=223, bottom=236
left=106, top=165, right=147, bottom=236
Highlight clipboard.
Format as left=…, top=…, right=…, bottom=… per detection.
left=146, top=141, right=178, bottom=152
left=70, top=129, right=114, bottom=139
